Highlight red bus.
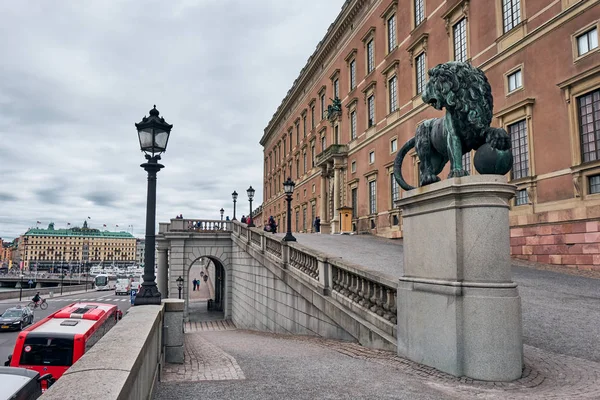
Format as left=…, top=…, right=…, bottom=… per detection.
left=8, top=302, right=119, bottom=386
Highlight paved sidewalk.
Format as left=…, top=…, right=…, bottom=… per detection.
left=0, top=288, right=90, bottom=304
left=155, top=329, right=600, bottom=399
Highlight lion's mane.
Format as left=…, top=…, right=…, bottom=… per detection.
left=425, top=62, right=493, bottom=131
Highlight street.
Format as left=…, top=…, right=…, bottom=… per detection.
left=0, top=290, right=133, bottom=364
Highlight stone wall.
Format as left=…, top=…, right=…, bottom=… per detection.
left=230, top=241, right=354, bottom=341
left=510, top=219, right=600, bottom=270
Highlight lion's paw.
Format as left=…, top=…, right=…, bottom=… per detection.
left=486, top=129, right=511, bottom=151
left=448, top=169, right=469, bottom=178
left=420, top=173, right=441, bottom=186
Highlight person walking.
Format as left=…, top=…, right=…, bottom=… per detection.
left=268, top=216, right=277, bottom=234
left=241, top=215, right=246, bottom=223
left=192, top=279, right=196, bottom=291
left=314, top=216, right=321, bottom=233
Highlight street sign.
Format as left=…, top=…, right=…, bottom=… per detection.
left=130, top=288, right=138, bottom=305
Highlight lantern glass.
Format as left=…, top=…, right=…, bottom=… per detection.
left=176, top=276, right=184, bottom=288
left=232, top=191, right=238, bottom=201
left=247, top=186, right=255, bottom=200
left=138, top=128, right=154, bottom=152
left=154, top=129, right=169, bottom=152
left=220, top=208, right=224, bottom=216
left=283, top=178, right=295, bottom=195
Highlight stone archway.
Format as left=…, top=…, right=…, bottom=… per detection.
left=185, top=256, right=227, bottom=321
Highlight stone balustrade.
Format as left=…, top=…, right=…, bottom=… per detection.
left=289, top=247, right=319, bottom=280
left=160, top=218, right=232, bottom=233
left=232, top=222, right=397, bottom=350
left=265, top=236, right=282, bottom=258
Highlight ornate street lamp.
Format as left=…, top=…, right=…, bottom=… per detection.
left=220, top=208, right=224, bottom=221
left=231, top=191, right=238, bottom=221
left=134, top=105, right=172, bottom=306
left=283, top=178, right=297, bottom=242
left=247, top=186, right=256, bottom=227
left=176, top=276, right=184, bottom=300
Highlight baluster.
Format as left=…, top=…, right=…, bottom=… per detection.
left=369, top=284, right=380, bottom=313
left=332, top=268, right=340, bottom=291
left=350, top=275, right=360, bottom=301
left=362, top=281, right=373, bottom=309
left=389, top=291, right=397, bottom=324
left=357, top=278, right=366, bottom=306
left=382, top=288, right=393, bottom=321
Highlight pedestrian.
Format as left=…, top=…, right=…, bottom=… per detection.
left=241, top=215, right=246, bottom=223
left=314, top=216, right=321, bottom=233
left=246, top=216, right=252, bottom=225
left=268, top=216, right=277, bottom=234
left=192, top=279, right=196, bottom=291
left=226, top=216, right=230, bottom=221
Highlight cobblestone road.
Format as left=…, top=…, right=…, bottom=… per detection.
left=156, top=329, right=600, bottom=399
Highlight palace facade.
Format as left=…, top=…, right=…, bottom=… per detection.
left=19, top=221, right=137, bottom=271
left=259, top=0, right=600, bottom=270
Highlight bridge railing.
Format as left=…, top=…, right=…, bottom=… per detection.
left=233, top=221, right=397, bottom=341
left=159, top=218, right=233, bottom=233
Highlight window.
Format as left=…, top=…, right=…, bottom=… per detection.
left=311, top=104, right=315, bottom=129
left=589, top=175, right=600, bottom=194
left=334, top=125, right=339, bottom=144
left=579, top=89, right=600, bottom=162
left=296, top=159, right=300, bottom=179
left=390, top=174, right=400, bottom=203
left=303, top=152, right=307, bottom=174
left=351, top=160, right=356, bottom=173
left=321, top=135, right=326, bottom=151
left=515, top=189, right=528, bottom=206
left=303, top=115, right=307, bottom=138
left=334, top=78, right=339, bottom=99
left=367, top=95, right=375, bottom=127
left=502, top=0, right=521, bottom=34
left=20, top=337, right=74, bottom=367
left=389, top=76, right=398, bottom=113
left=387, top=14, right=397, bottom=52
left=415, top=0, right=424, bottom=26
left=508, top=69, right=522, bottom=92
left=302, top=207, right=307, bottom=231
left=350, top=59, right=356, bottom=90
left=577, top=28, right=598, bottom=56
left=453, top=18, right=467, bottom=62
left=350, top=110, right=357, bottom=140
left=295, top=210, right=299, bottom=232
left=509, top=120, right=529, bottom=179
left=416, top=53, right=426, bottom=95
left=311, top=142, right=316, bottom=167
left=367, top=39, right=375, bottom=74
left=289, top=132, right=293, bottom=152
left=391, top=138, right=398, bottom=153
left=295, top=122, right=300, bottom=145
left=320, top=93, right=326, bottom=120
left=369, top=151, right=375, bottom=164
left=461, top=152, right=471, bottom=173
left=369, top=180, right=377, bottom=214
left=282, top=138, right=286, bottom=157
left=352, top=188, right=358, bottom=219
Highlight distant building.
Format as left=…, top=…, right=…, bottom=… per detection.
left=260, top=0, right=600, bottom=269
left=136, top=239, right=145, bottom=265
left=20, top=221, right=137, bottom=271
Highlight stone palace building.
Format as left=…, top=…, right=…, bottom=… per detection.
left=259, top=0, right=600, bottom=270
left=18, top=221, right=137, bottom=271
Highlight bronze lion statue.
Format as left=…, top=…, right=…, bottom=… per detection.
left=393, top=62, right=513, bottom=191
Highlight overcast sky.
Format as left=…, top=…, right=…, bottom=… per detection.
left=0, top=0, right=346, bottom=240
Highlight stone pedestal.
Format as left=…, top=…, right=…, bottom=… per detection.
left=395, top=175, right=523, bottom=381
left=320, top=222, right=331, bottom=234
left=162, top=299, right=185, bottom=364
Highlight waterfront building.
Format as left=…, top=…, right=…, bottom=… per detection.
left=136, top=239, right=145, bottom=265
left=19, top=221, right=137, bottom=271
left=260, top=0, right=600, bottom=269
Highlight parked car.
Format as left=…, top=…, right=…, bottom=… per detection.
left=0, top=306, right=34, bottom=331
left=0, top=366, right=55, bottom=399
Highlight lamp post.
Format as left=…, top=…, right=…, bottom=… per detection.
left=176, top=276, right=184, bottom=299
left=232, top=191, right=238, bottom=220
left=220, top=208, right=224, bottom=221
left=247, top=186, right=256, bottom=227
left=19, top=274, right=23, bottom=302
left=283, top=178, right=297, bottom=242
left=60, top=274, right=64, bottom=295
left=134, top=105, right=172, bottom=306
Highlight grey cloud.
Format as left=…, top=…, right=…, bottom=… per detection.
left=0, top=0, right=345, bottom=239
